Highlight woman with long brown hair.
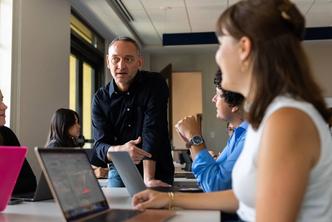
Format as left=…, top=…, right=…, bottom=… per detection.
left=45, top=108, right=81, bottom=148
left=131, top=1, right=332, bottom=221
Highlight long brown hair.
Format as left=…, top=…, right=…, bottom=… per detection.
left=216, top=0, right=331, bottom=129
left=46, top=108, right=80, bottom=147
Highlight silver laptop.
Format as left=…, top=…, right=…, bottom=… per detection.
left=34, top=148, right=143, bottom=222
left=11, top=172, right=53, bottom=202
left=110, top=152, right=202, bottom=197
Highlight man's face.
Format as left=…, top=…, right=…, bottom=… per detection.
left=107, top=41, right=143, bottom=91
left=68, top=116, right=81, bottom=139
left=211, top=87, right=233, bottom=121
left=0, top=90, right=7, bottom=126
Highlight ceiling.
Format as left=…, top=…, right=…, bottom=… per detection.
left=70, top=0, right=332, bottom=53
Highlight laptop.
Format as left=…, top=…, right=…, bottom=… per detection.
left=11, top=172, right=53, bottom=201
left=34, top=148, right=175, bottom=222
left=110, top=152, right=202, bottom=197
left=0, top=146, right=27, bottom=211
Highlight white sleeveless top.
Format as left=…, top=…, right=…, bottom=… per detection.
left=232, top=96, right=332, bottom=222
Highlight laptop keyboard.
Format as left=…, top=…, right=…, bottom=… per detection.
left=85, top=209, right=141, bottom=222
left=174, top=172, right=194, bottom=178
left=173, top=181, right=199, bottom=188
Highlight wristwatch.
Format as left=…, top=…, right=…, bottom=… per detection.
left=186, top=135, right=205, bottom=148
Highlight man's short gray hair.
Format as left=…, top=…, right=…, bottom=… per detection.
left=108, top=36, right=141, bottom=55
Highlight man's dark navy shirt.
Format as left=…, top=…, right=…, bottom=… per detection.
left=92, top=70, right=174, bottom=184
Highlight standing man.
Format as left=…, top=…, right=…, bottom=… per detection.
left=175, top=69, right=248, bottom=192
left=92, top=37, right=174, bottom=187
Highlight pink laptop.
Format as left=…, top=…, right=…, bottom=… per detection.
left=0, top=146, right=27, bottom=211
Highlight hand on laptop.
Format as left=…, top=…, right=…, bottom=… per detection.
left=107, top=137, right=152, bottom=164
left=144, top=179, right=171, bottom=188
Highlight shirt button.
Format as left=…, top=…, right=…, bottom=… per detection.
left=126, top=108, right=130, bottom=112
left=114, top=137, right=118, bottom=141
left=128, top=124, right=131, bottom=127
left=127, top=92, right=130, bottom=96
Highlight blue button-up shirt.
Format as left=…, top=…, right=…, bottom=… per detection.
left=192, top=121, right=248, bottom=192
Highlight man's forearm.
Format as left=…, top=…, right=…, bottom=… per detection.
left=143, top=159, right=156, bottom=182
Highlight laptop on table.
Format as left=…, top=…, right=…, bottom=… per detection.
left=35, top=148, right=175, bottom=222
left=109, top=152, right=202, bottom=197
left=0, top=146, right=27, bottom=211
left=11, top=172, right=53, bottom=201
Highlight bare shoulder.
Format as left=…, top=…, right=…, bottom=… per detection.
left=262, top=107, right=320, bottom=167
left=266, top=107, right=318, bottom=134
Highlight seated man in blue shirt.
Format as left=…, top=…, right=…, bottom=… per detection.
left=175, top=69, right=247, bottom=192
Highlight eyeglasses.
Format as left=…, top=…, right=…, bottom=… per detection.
left=110, top=55, right=137, bottom=65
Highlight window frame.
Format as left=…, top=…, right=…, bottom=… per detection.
left=70, top=10, right=105, bottom=144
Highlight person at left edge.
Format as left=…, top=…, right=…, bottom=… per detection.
left=92, top=36, right=174, bottom=187
left=0, top=89, right=37, bottom=195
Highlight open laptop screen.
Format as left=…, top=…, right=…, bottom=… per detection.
left=37, top=149, right=108, bottom=221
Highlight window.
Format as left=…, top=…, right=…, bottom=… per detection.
left=70, top=11, right=105, bottom=147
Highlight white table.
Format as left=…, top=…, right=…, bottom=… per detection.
left=2, top=188, right=220, bottom=222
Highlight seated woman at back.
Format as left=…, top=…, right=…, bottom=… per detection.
left=45, top=108, right=108, bottom=178
left=45, top=108, right=81, bottom=148
left=0, top=89, right=37, bottom=194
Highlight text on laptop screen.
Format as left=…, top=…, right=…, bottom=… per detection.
left=39, top=152, right=108, bottom=220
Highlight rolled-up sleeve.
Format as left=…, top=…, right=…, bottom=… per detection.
left=192, top=128, right=246, bottom=192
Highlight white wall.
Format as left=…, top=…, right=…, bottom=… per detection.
left=11, top=0, right=70, bottom=174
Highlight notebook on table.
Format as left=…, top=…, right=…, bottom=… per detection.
left=34, top=147, right=175, bottom=222
left=11, top=172, right=53, bottom=202
left=0, top=146, right=27, bottom=211
left=109, top=152, right=202, bottom=197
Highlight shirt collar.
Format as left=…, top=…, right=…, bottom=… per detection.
left=233, top=121, right=249, bottom=139
left=108, top=70, right=142, bottom=96
left=237, top=121, right=249, bottom=130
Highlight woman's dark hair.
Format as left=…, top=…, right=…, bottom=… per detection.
left=216, top=0, right=331, bottom=129
left=46, top=108, right=80, bottom=147
left=214, top=69, right=244, bottom=107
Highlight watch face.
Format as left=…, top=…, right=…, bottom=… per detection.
left=192, top=136, right=204, bottom=145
